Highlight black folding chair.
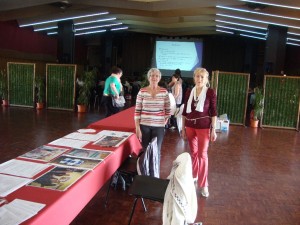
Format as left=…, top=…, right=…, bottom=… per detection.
left=127, top=175, right=169, bottom=225
left=105, top=156, right=138, bottom=207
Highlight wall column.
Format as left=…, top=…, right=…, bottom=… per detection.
left=57, top=20, right=75, bottom=63
left=264, top=25, right=288, bottom=76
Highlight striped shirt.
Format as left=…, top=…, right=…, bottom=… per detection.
left=135, top=87, right=171, bottom=127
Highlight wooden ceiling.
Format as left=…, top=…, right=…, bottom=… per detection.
left=0, top=0, right=299, bottom=40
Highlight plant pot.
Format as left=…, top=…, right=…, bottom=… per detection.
left=2, top=99, right=8, bottom=106
left=36, top=102, right=44, bottom=109
left=77, top=104, right=87, bottom=113
left=250, top=119, right=259, bottom=128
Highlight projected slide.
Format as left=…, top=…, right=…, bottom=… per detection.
left=155, top=40, right=203, bottom=71
left=151, top=39, right=203, bottom=77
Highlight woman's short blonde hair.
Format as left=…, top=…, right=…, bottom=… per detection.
left=147, top=68, right=161, bottom=79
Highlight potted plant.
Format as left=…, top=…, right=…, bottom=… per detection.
left=0, top=69, right=8, bottom=106
left=77, top=70, right=96, bottom=113
left=35, top=75, right=45, bottom=109
left=250, top=87, right=264, bottom=127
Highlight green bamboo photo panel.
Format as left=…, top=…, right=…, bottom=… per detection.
left=46, top=64, right=76, bottom=110
left=213, top=71, right=249, bottom=125
left=7, top=62, right=35, bottom=107
left=262, top=76, right=300, bottom=129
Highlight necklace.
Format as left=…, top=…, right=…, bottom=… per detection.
left=193, top=88, right=201, bottom=107
left=194, top=97, right=199, bottom=107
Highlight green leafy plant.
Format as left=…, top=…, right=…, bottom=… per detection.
left=35, top=75, right=45, bottom=103
left=0, top=69, right=8, bottom=100
left=77, top=70, right=96, bottom=106
left=252, top=87, right=264, bottom=121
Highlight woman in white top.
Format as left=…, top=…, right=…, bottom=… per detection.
left=169, top=73, right=182, bottom=129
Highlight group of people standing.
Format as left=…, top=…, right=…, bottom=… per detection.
left=102, top=66, right=217, bottom=198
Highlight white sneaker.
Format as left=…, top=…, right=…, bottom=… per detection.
left=200, top=187, right=209, bottom=198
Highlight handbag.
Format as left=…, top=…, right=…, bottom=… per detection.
left=111, top=95, right=126, bottom=108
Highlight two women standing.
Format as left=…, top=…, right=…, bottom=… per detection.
left=134, top=67, right=217, bottom=197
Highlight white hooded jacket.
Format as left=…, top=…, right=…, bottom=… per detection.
left=163, top=152, right=198, bottom=225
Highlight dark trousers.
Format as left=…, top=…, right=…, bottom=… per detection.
left=101, top=95, right=120, bottom=117
left=170, top=104, right=182, bottom=128
left=140, top=125, right=165, bottom=170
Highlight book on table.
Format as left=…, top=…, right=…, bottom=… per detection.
left=27, top=166, right=88, bottom=191
left=65, top=148, right=112, bottom=160
left=93, top=130, right=133, bottom=147
left=19, top=145, right=69, bottom=162
left=50, top=155, right=103, bottom=170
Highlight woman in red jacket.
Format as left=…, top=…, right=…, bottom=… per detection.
left=181, top=68, right=217, bottom=198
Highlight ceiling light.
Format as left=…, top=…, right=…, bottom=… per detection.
left=287, top=38, right=300, bottom=42
left=47, top=32, right=58, bottom=35
left=240, top=0, right=300, bottom=10
left=288, top=32, right=300, bottom=36
left=216, top=25, right=266, bottom=35
left=75, top=29, right=106, bottom=36
left=111, top=27, right=128, bottom=31
left=75, top=23, right=123, bottom=31
left=74, top=18, right=116, bottom=25
left=19, top=12, right=109, bottom=27
left=240, top=34, right=266, bottom=40
left=215, top=19, right=267, bottom=30
left=34, top=26, right=58, bottom=31
left=287, top=42, right=300, bottom=46
left=217, top=5, right=300, bottom=21
left=217, top=13, right=300, bottom=29
left=216, top=29, right=234, bottom=34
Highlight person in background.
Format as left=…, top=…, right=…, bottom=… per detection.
left=102, top=66, right=123, bottom=117
left=134, top=68, right=171, bottom=176
left=123, top=79, right=132, bottom=95
left=168, top=68, right=182, bottom=88
left=169, top=73, right=183, bottom=129
left=181, top=68, right=217, bottom=198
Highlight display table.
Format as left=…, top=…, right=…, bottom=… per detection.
left=5, top=129, right=142, bottom=225
left=88, top=107, right=136, bottom=132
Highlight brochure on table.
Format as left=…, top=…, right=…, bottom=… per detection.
left=0, top=159, right=50, bottom=178
left=63, top=132, right=103, bottom=142
left=48, top=138, right=90, bottom=149
left=0, top=199, right=45, bottom=225
left=0, top=174, right=32, bottom=197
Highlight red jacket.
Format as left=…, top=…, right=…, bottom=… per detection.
left=182, top=88, right=217, bottom=129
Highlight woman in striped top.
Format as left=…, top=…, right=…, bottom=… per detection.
left=134, top=68, right=171, bottom=175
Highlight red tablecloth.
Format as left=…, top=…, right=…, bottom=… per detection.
left=6, top=131, right=142, bottom=225
left=88, top=107, right=136, bottom=132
